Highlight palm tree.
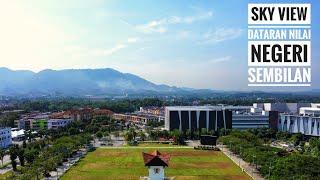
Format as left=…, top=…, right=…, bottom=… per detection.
left=138, top=131, right=146, bottom=141
left=17, top=147, right=25, bottom=166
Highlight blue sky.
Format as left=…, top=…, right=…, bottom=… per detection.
left=0, top=0, right=319, bottom=91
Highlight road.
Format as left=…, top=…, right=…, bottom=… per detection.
left=1, top=155, right=11, bottom=166
left=0, top=157, right=19, bottom=175
left=218, top=144, right=264, bottom=180
left=93, top=134, right=125, bottom=148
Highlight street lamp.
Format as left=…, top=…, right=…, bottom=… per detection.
left=239, top=146, right=242, bottom=167
left=252, top=155, right=256, bottom=174
left=56, top=167, right=59, bottom=178
left=268, top=161, right=273, bottom=179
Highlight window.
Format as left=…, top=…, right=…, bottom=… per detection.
left=154, top=168, right=160, bottom=174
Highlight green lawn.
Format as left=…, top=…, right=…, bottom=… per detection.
left=62, top=147, right=250, bottom=180
left=0, top=171, right=12, bottom=180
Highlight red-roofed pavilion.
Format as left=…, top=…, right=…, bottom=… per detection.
left=142, top=150, right=170, bottom=180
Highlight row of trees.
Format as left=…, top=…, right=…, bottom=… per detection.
left=5, top=120, right=93, bottom=179
left=124, top=128, right=189, bottom=145
left=0, top=112, right=20, bottom=128
left=219, top=129, right=320, bottom=179
left=123, top=127, right=227, bottom=145
left=2, top=98, right=170, bottom=114
left=12, top=134, right=92, bottom=179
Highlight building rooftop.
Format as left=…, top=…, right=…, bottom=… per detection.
left=300, top=107, right=320, bottom=111
left=142, top=150, right=170, bottom=167
left=165, top=106, right=252, bottom=111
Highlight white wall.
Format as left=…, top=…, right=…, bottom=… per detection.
left=148, top=166, right=165, bottom=180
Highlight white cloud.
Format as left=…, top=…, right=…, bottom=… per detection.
left=92, top=37, right=141, bottom=57
left=136, top=11, right=212, bottom=34
left=92, top=44, right=127, bottom=56
left=208, top=56, right=232, bottom=64
left=127, top=37, right=140, bottom=43
left=201, top=28, right=243, bottom=44
left=176, top=31, right=191, bottom=39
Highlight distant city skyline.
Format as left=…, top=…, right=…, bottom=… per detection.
left=0, top=0, right=319, bottom=91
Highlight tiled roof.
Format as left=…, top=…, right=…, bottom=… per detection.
left=142, top=150, right=170, bottom=167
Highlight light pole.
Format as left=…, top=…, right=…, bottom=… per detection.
left=252, top=155, right=256, bottom=174
left=268, top=161, right=273, bottom=179
left=239, top=146, right=242, bottom=167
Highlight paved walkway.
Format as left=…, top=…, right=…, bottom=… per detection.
left=0, top=158, right=20, bottom=175
left=217, top=145, right=264, bottom=180
left=47, top=150, right=87, bottom=180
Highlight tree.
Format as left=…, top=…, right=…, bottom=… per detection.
left=26, top=130, right=34, bottom=142
left=308, top=137, right=320, bottom=157
left=96, top=131, right=103, bottom=139
left=138, top=131, right=146, bottom=141
left=22, top=140, right=27, bottom=148
left=9, top=145, right=18, bottom=171
left=170, top=129, right=184, bottom=145
left=289, top=133, right=304, bottom=146
left=124, top=131, right=134, bottom=142
left=0, top=112, right=19, bottom=127
left=24, top=148, right=37, bottom=164
left=17, top=147, right=25, bottom=166
left=129, top=128, right=137, bottom=140
left=68, top=127, right=79, bottom=135
left=0, top=149, right=5, bottom=166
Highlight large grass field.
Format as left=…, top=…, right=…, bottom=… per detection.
left=62, top=147, right=250, bottom=180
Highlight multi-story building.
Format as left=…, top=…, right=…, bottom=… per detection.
left=0, top=127, right=12, bottom=148
left=139, top=107, right=165, bottom=116
left=47, top=119, right=72, bottom=129
left=279, top=106, right=320, bottom=136
left=15, top=112, right=50, bottom=130
left=232, top=108, right=270, bottom=130
left=69, top=108, right=93, bottom=121
left=164, top=106, right=238, bottom=131
left=164, top=105, right=281, bottom=131
left=139, top=107, right=165, bottom=122
left=93, top=109, right=114, bottom=117
left=279, top=114, right=320, bottom=136
left=113, top=113, right=159, bottom=124
left=15, top=111, right=75, bottom=131
left=32, top=119, right=48, bottom=131
left=254, top=103, right=312, bottom=114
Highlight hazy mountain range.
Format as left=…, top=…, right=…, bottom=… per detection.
left=0, top=67, right=215, bottom=97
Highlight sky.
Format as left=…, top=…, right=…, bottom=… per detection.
left=0, top=0, right=319, bottom=91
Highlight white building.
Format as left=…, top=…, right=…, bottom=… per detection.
left=47, top=119, right=72, bottom=129
left=279, top=114, right=320, bottom=136
left=254, top=103, right=312, bottom=113
left=300, top=107, right=320, bottom=116
left=11, top=128, right=25, bottom=141
left=0, top=127, right=12, bottom=148
left=279, top=105, right=320, bottom=136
